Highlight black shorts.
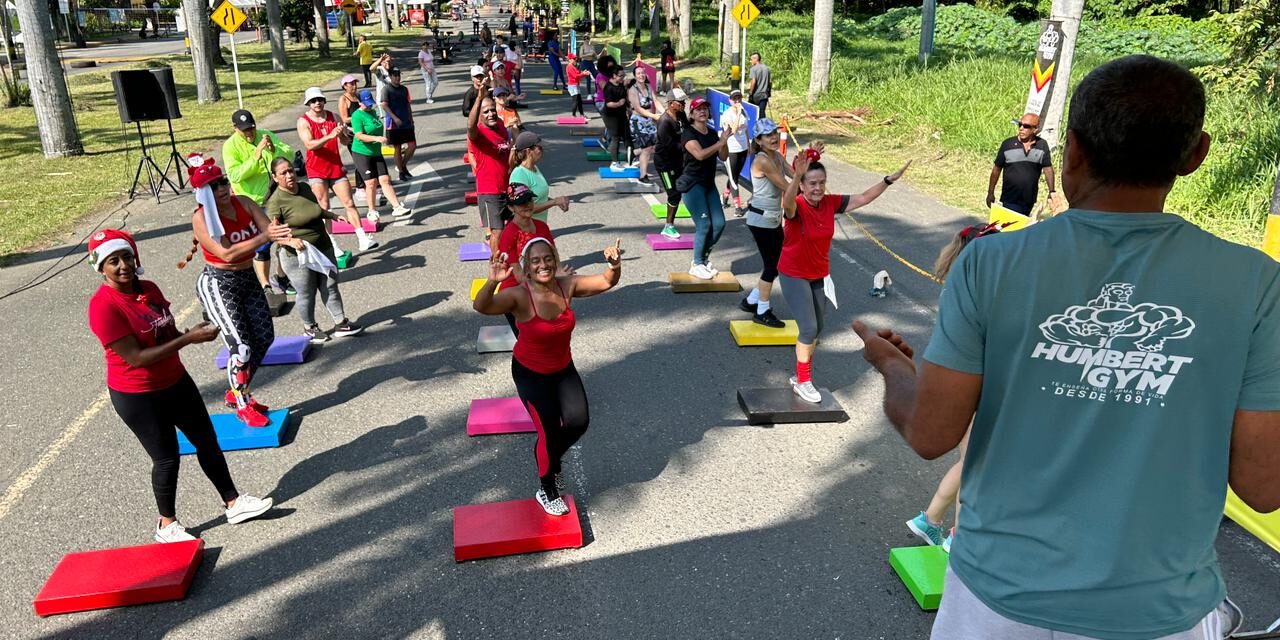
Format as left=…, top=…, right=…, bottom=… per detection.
left=658, top=169, right=682, bottom=206
left=353, top=152, right=388, bottom=180
left=386, top=127, right=416, bottom=146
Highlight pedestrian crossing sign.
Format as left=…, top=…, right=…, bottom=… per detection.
left=211, top=0, right=247, bottom=33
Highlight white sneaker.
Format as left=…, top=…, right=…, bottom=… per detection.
left=391, top=205, right=412, bottom=218
left=353, top=190, right=367, bottom=203
left=225, top=494, right=273, bottom=524
left=357, top=234, right=380, bottom=251
left=535, top=488, right=569, bottom=516
left=789, top=375, right=822, bottom=404
left=154, top=519, right=197, bottom=543
left=609, top=162, right=627, bottom=172
left=704, top=260, right=719, bottom=276
left=688, top=262, right=713, bottom=280
left=425, top=98, right=435, bottom=104
left=365, top=210, right=381, bottom=223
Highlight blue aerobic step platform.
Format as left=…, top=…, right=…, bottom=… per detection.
left=177, top=409, right=290, bottom=454
left=582, top=138, right=601, bottom=148
left=599, top=167, right=640, bottom=179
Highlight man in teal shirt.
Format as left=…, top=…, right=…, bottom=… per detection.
left=856, top=55, right=1279, bottom=639
left=222, top=109, right=293, bottom=291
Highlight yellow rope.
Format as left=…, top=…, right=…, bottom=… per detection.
left=842, top=212, right=944, bottom=285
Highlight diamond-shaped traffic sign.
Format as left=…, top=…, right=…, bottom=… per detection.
left=732, top=0, right=760, bottom=29
left=341, top=0, right=358, bottom=14
left=211, top=0, right=247, bottom=33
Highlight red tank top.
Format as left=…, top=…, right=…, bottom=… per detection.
left=200, top=197, right=260, bottom=266
left=303, top=111, right=344, bottom=180
left=512, top=281, right=576, bottom=374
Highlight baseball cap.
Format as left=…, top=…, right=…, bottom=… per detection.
left=340, top=74, right=358, bottom=86
left=388, top=66, right=401, bottom=75
left=669, top=88, right=688, bottom=102
left=754, top=117, right=779, bottom=137
left=302, top=86, right=326, bottom=105
left=567, top=53, right=577, bottom=60
left=470, top=64, right=486, bottom=77
left=493, top=86, right=511, bottom=97
left=729, top=88, right=743, bottom=99
left=231, top=109, right=256, bottom=130
left=357, top=89, right=376, bottom=107
left=508, top=182, right=536, bottom=205
left=514, top=131, right=541, bottom=151
left=689, top=97, right=709, bottom=112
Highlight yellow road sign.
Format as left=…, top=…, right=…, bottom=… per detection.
left=211, top=0, right=247, bottom=33
left=341, top=0, right=358, bottom=14
left=732, top=0, right=760, bottom=29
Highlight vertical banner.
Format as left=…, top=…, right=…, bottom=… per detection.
left=1024, top=20, right=1063, bottom=120
left=634, top=59, right=657, bottom=90
left=707, top=87, right=758, bottom=182
left=570, top=29, right=577, bottom=56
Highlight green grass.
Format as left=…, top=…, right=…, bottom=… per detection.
left=0, top=30, right=424, bottom=262
left=602, top=11, right=1280, bottom=247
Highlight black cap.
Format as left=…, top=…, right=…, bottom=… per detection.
left=389, top=66, right=401, bottom=75
left=231, top=109, right=256, bottom=131
left=507, top=182, right=536, bottom=205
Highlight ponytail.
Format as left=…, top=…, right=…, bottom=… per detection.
left=177, top=236, right=199, bottom=269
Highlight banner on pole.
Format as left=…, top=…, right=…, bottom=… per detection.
left=1024, top=20, right=1063, bottom=120
left=708, top=87, right=758, bottom=182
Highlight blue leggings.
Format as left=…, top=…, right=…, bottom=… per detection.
left=682, top=182, right=725, bottom=266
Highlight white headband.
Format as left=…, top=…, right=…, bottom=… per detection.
left=519, top=237, right=554, bottom=269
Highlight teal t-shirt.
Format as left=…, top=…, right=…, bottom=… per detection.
left=509, top=165, right=550, bottom=222
left=924, top=209, right=1280, bottom=639
left=350, top=107, right=383, bottom=157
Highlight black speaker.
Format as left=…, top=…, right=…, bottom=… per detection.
left=149, top=67, right=182, bottom=120
left=111, top=69, right=169, bottom=123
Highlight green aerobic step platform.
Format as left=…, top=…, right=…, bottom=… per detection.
left=888, top=546, right=948, bottom=610
left=585, top=151, right=617, bottom=162
left=650, top=203, right=691, bottom=218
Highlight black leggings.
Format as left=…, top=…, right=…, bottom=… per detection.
left=748, top=224, right=783, bottom=283
left=110, top=373, right=238, bottom=518
left=571, top=94, right=585, bottom=117
left=725, top=151, right=748, bottom=198
left=511, top=357, right=589, bottom=497
left=603, top=111, right=631, bottom=163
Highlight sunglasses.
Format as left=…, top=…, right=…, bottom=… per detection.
left=210, top=178, right=230, bottom=188
left=1018, top=122, right=1036, bottom=129
left=309, top=98, right=327, bottom=105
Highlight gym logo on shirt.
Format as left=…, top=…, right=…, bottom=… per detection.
left=1030, top=283, right=1195, bottom=406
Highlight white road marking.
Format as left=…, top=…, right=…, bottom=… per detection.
left=0, top=302, right=200, bottom=522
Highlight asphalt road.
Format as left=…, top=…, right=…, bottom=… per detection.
left=0, top=7, right=1277, bottom=639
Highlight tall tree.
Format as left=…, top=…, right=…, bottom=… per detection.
left=620, top=0, right=628, bottom=36
left=664, top=0, right=677, bottom=42
left=808, top=0, right=833, bottom=102
left=678, top=0, right=690, bottom=54
left=266, top=0, right=287, bottom=70
left=649, top=0, right=660, bottom=44
left=378, top=0, right=389, bottom=33
left=182, top=0, right=222, bottom=103
left=0, top=2, right=19, bottom=77
left=66, top=0, right=86, bottom=48
left=311, top=0, right=331, bottom=57
left=13, top=0, right=81, bottom=156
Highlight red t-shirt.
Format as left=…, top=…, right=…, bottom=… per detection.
left=88, top=281, right=186, bottom=393
left=566, top=64, right=583, bottom=85
left=497, top=219, right=554, bottom=290
left=301, top=111, right=345, bottom=180
left=777, top=194, right=848, bottom=280
left=472, top=122, right=512, bottom=195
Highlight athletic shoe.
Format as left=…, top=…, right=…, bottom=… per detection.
left=357, top=234, right=380, bottom=252
left=609, top=162, right=627, bottom=172
left=907, top=511, right=946, bottom=547
left=721, top=191, right=732, bottom=207
left=660, top=224, right=680, bottom=239
left=535, top=488, right=569, bottom=516
left=628, top=159, right=640, bottom=168
left=333, top=320, right=365, bottom=338
left=378, top=195, right=387, bottom=207
left=224, top=390, right=269, bottom=413
left=271, top=274, right=294, bottom=295
left=753, top=309, right=786, bottom=328
left=688, top=262, right=713, bottom=280
left=789, top=375, right=822, bottom=404
left=738, top=298, right=758, bottom=314
left=704, top=260, right=719, bottom=276
left=304, top=324, right=331, bottom=344
left=425, top=98, right=435, bottom=104
left=154, top=519, right=197, bottom=543
left=366, top=210, right=381, bottom=223
left=637, top=175, right=652, bottom=184
left=398, top=170, right=411, bottom=181
left=943, top=529, right=953, bottom=554
left=236, top=405, right=271, bottom=428
left=353, top=189, right=367, bottom=203
left=225, top=494, right=273, bottom=525
left=391, top=205, right=412, bottom=218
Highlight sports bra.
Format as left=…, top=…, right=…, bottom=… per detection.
left=512, top=280, right=576, bottom=374
left=200, top=197, right=260, bottom=266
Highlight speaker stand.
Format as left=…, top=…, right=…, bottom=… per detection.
left=129, top=121, right=180, bottom=203
left=159, top=117, right=186, bottom=190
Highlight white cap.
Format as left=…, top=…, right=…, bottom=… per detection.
left=302, top=86, right=325, bottom=105
left=470, top=64, right=486, bottom=77
left=669, top=87, right=688, bottom=101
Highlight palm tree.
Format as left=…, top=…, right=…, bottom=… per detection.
left=265, top=0, right=287, bottom=70
left=13, top=0, right=82, bottom=155
left=808, top=0, right=833, bottom=103
left=181, top=0, right=222, bottom=103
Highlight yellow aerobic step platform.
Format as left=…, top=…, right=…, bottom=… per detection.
left=470, top=278, right=488, bottom=301
left=1224, top=488, right=1280, bottom=554
left=729, top=320, right=799, bottom=346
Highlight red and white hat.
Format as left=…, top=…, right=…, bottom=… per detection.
left=88, top=228, right=143, bottom=274
left=186, top=153, right=226, bottom=189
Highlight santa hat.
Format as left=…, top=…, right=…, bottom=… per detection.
left=186, top=153, right=226, bottom=243
left=88, top=228, right=143, bottom=274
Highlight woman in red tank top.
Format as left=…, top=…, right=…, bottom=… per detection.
left=297, top=87, right=379, bottom=254
left=178, top=155, right=288, bottom=428
left=473, top=237, right=624, bottom=516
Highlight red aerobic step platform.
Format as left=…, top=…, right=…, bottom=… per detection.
left=465, top=191, right=478, bottom=205
left=332, top=218, right=377, bottom=234
left=453, top=496, right=583, bottom=562
left=33, top=539, right=204, bottom=616
left=555, top=116, right=588, bottom=125
left=466, top=397, right=535, bottom=436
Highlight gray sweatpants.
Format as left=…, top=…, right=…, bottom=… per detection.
left=931, top=567, right=1242, bottom=640
left=778, top=273, right=825, bottom=344
left=279, top=251, right=346, bottom=328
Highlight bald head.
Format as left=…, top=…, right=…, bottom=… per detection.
left=1017, top=113, right=1041, bottom=141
